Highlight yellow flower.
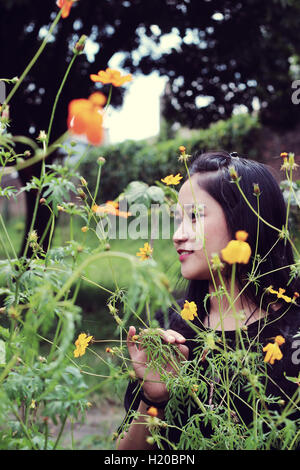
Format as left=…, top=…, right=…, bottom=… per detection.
left=161, top=173, right=183, bottom=185
left=277, top=288, right=292, bottom=303
left=221, top=230, right=251, bottom=264
left=29, top=399, right=36, bottom=409
left=268, top=286, right=292, bottom=303
left=180, top=300, right=198, bottom=321
left=81, top=226, right=89, bottom=232
left=266, top=285, right=278, bottom=295
left=74, top=333, right=93, bottom=358
left=136, top=242, right=153, bottom=260
left=263, top=335, right=285, bottom=365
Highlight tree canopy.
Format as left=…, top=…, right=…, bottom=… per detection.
left=1, top=0, right=300, bottom=141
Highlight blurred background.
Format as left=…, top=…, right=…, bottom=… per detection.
left=1, top=0, right=300, bottom=448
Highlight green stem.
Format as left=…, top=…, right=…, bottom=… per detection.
left=53, top=414, right=68, bottom=450
left=250, top=195, right=260, bottom=277
left=284, top=166, right=293, bottom=247
left=43, top=420, right=49, bottom=450
left=54, top=251, right=134, bottom=303
left=104, top=85, right=113, bottom=112
left=70, top=214, right=74, bottom=241
left=4, top=11, right=62, bottom=106
left=22, top=189, right=41, bottom=259
left=0, top=213, right=17, bottom=258
left=235, top=178, right=300, bottom=259
left=48, top=316, right=63, bottom=362
left=46, top=52, right=78, bottom=147
left=12, top=407, right=37, bottom=450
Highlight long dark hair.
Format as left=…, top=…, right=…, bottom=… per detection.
left=184, top=150, right=300, bottom=322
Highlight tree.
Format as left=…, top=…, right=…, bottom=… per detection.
left=1, top=0, right=300, bottom=253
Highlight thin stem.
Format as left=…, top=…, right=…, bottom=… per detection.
left=22, top=189, right=41, bottom=258
left=53, top=414, right=68, bottom=450
left=4, top=11, right=62, bottom=106
left=46, top=52, right=78, bottom=147
left=250, top=195, right=260, bottom=277
left=0, top=213, right=17, bottom=258
left=284, top=166, right=293, bottom=247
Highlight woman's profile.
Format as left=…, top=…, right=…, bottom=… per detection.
left=117, top=150, right=300, bottom=450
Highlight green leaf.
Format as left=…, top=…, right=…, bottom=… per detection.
left=146, top=185, right=165, bottom=204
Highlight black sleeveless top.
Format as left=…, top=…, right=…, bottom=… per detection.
left=119, top=299, right=300, bottom=450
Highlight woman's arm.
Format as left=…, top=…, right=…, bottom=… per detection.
left=116, top=399, right=165, bottom=450
left=116, top=325, right=188, bottom=450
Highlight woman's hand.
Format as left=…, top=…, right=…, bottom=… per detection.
left=127, top=325, right=189, bottom=404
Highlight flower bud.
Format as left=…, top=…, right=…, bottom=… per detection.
left=253, top=183, right=261, bottom=196
left=74, top=35, right=87, bottom=54
left=37, top=130, right=47, bottom=142
left=229, top=165, right=239, bottom=181
left=80, top=177, right=88, bottom=187
left=77, top=188, right=87, bottom=200
left=28, top=230, right=38, bottom=243
left=146, top=436, right=155, bottom=445
left=97, top=156, right=106, bottom=166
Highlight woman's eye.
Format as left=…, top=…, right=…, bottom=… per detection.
left=191, top=212, right=204, bottom=222
left=174, top=212, right=204, bottom=225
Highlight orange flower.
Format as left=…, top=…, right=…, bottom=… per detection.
left=147, top=406, right=158, bottom=417
left=67, top=92, right=106, bottom=145
left=57, top=0, right=75, bottom=18
left=94, top=200, right=131, bottom=218
left=90, top=68, right=133, bottom=87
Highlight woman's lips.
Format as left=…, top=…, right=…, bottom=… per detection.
left=178, top=251, right=194, bottom=262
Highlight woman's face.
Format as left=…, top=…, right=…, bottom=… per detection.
left=173, top=173, right=231, bottom=280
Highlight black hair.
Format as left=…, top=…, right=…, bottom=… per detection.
left=184, top=150, right=300, bottom=322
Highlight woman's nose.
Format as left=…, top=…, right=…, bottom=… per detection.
left=173, top=221, right=189, bottom=244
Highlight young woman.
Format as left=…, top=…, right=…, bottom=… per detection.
left=117, top=150, right=300, bottom=450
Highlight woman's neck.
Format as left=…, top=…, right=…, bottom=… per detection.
left=205, top=281, right=261, bottom=330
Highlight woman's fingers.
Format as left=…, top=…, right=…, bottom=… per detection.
left=127, top=326, right=187, bottom=359
left=164, top=329, right=186, bottom=344
left=177, top=343, right=189, bottom=360
left=139, top=328, right=186, bottom=345
left=127, top=326, right=139, bottom=358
